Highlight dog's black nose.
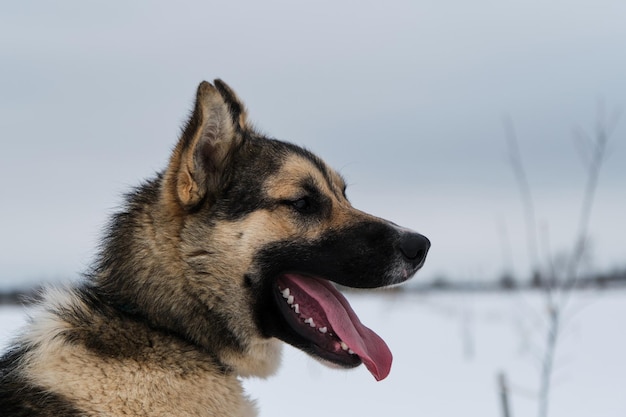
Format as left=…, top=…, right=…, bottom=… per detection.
left=397, top=232, right=430, bottom=268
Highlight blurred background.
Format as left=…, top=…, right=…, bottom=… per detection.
left=1, top=1, right=625, bottom=416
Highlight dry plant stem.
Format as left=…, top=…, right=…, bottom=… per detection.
left=498, top=372, right=512, bottom=417
left=559, top=104, right=618, bottom=305
left=503, top=116, right=539, bottom=270
left=538, top=306, right=559, bottom=417
left=503, top=107, right=618, bottom=417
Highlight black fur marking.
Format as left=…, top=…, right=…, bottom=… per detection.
left=209, top=136, right=282, bottom=221
left=214, top=79, right=245, bottom=128
left=0, top=347, right=83, bottom=417
left=293, top=176, right=333, bottom=219
left=256, top=221, right=401, bottom=289
left=248, top=220, right=413, bottom=365
left=211, top=136, right=344, bottom=222
left=243, top=274, right=254, bottom=288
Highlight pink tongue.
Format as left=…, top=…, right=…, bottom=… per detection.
left=282, top=274, right=393, bottom=381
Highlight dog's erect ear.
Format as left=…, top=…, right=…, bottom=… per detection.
left=165, top=81, right=245, bottom=209
left=214, top=78, right=249, bottom=131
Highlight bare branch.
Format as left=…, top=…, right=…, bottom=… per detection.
left=560, top=104, right=620, bottom=304
left=502, top=115, right=539, bottom=271
left=502, top=103, right=621, bottom=417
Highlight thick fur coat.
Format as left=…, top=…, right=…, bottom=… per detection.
left=0, top=80, right=429, bottom=416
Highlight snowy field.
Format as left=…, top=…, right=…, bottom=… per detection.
left=1, top=291, right=624, bottom=417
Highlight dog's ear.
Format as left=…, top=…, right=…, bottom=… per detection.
left=214, top=78, right=249, bottom=131
left=165, top=81, right=245, bottom=209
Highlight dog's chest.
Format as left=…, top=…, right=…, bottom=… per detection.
left=21, top=326, right=257, bottom=416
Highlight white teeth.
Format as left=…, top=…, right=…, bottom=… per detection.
left=282, top=293, right=331, bottom=335
left=339, top=342, right=355, bottom=354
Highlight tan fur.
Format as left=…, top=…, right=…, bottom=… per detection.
left=264, top=154, right=379, bottom=230
left=264, top=155, right=342, bottom=201
left=19, top=290, right=265, bottom=417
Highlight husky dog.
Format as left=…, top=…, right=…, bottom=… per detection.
left=0, top=80, right=430, bottom=416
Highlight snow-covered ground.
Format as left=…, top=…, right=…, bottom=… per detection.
left=1, top=291, right=624, bottom=417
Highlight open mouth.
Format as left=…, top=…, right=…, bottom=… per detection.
left=274, top=273, right=393, bottom=381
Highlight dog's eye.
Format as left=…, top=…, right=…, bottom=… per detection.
left=291, top=197, right=315, bottom=214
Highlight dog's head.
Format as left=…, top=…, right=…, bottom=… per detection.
left=154, top=80, right=430, bottom=381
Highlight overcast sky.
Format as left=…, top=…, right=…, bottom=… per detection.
left=1, top=1, right=625, bottom=288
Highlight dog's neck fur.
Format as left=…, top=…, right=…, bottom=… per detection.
left=16, top=176, right=281, bottom=416
left=92, top=175, right=281, bottom=377
left=18, top=288, right=263, bottom=416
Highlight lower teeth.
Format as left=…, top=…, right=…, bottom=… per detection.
left=280, top=286, right=355, bottom=355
